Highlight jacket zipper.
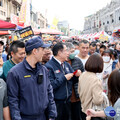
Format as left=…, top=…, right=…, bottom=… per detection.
left=66, top=81, right=68, bottom=99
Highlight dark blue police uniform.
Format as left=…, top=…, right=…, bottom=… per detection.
left=7, top=58, right=57, bottom=120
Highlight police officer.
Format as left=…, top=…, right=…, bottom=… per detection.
left=7, top=36, right=57, bottom=120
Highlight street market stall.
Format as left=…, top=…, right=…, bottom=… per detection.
left=33, top=28, right=64, bottom=41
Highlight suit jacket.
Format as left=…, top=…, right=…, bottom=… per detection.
left=45, top=57, right=77, bottom=101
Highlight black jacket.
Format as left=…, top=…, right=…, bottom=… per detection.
left=71, top=57, right=84, bottom=98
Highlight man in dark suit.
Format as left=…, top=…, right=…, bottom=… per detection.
left=45, top=42, right=81, bottom=120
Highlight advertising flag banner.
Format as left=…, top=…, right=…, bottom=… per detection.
left=19, top=0, right=30, bottom=27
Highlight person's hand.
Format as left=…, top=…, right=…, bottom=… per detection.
left=75, top=70, right=81, bottom=77
left=0, top=58, right=3, bottom=67
left=86, top=116, right=91, bottom=120
left=65, top=73, right=74, bottom=80
left=103, top=73, right=109, bottom=79
left=86, top=109, right=97, bottom=117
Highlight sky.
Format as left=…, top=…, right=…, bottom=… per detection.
left=32, top=0, right=112, bottom=31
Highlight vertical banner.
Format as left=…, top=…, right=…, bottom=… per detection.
left=25, top=0, right=30, bottom=26
left=19, top=0, right=27, bottom=26
left=19, top=0, right=30, bottom=27
left=51, top=17, right=59, bottom=29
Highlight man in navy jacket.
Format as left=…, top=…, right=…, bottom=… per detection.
left=45, top=43, right=81, bottom=120
left=7, top=36, right=57, bottom=120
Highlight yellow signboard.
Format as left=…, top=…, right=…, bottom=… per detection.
left=99, top=34, right=108, bottom=41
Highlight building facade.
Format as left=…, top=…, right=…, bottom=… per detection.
left=36, top=12, right=47, bottom=29
left=83, top=0, right=120, bottom=34
left=0, top=0, right=21, bottom=21
left=0, top=0, right=47, bottom=29
left=57, top=21, right=69, bottom=35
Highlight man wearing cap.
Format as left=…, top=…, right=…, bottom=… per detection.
left=7, top=36, right=57, bottom=120
left=0, top=41, right=7, bottom=62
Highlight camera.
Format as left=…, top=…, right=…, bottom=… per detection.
left=37, top=74, right=43, bottom=84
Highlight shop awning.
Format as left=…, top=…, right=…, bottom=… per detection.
left=0, top=20, right=16, bottom=29
left=0, top=31, right=9, bottom=35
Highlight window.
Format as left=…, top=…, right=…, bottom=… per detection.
left=112, top=19, right=114, bottom=23
left=0, top=0, right=3, bottom=7
left=13, top=4, right=17, bottom=15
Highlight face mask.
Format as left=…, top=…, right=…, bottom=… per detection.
left=109, top=47, right=114, bottom=50
left=69, top=53, right=76, bottom=60
left=74, top=50, right=80, bottom=55
left=102, top=56, right=110, bottom=63
left=0, top=67, right=3, bottom=76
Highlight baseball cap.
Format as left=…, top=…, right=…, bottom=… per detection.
left=25, top=36, right=50, bottom=52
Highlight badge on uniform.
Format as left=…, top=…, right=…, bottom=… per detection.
left=66, top=67, right=69, bottom=72
left=55, top=70, right=60, bottom=73
left=24, top=75, right=31, bottom=78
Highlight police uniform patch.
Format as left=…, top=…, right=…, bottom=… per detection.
left=24, top=75, right=31, bottom=78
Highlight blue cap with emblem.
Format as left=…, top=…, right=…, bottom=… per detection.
left=25, top=36, right=50, bottom=52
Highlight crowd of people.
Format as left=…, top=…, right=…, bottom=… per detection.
left=0, top=36, right=120, bottom=120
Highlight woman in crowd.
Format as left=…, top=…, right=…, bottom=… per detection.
left=109, top=49, right=118, bottom=71
left=78, top=53, right=105, bottom=120
left=101, top=50, right=112, bottom=94
left=86, top=69, right=120, bottom=120
left=115, top=55, right=120, bottom=69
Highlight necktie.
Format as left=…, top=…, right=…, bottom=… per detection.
left=61, top=63, right=65, bottom=73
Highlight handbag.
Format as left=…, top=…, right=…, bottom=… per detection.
left=91, top=92, right=109, bottom=120
left=92, top=92, right=109, bottom=111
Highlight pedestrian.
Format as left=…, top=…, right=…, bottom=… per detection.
left=0, top=78, right=11, bottom=120
left=0, top=40, right=7, bottom=62
left=86, top=69, right=120, bottom=120
left=115, top=42, right=120, bottom=56
left=45, top=42, right=81, bottom=120
left=42, top=47, right=52, bottom=65
left=89, top=42, right=97, bottom=55
left=7, top=36, right=57, bottom=120
left=78, top=53, right=105, bottom=120
left=101, top=50, right=112, bottom=94
left=0, top=40, right=25, bottom=81
left=65, top=42, right=84, bottom=120
left=99, top=45, right=106, bottom=56
left=76, top=40, right=89, bottom=67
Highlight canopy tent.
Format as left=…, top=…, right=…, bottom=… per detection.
left=34, top=28, right=64, bottom=35
left=93, top=31, right=111, bottom=41
left=79, top=31, right=111, bottom=41
left=0, top=20, right=16, bottom=30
